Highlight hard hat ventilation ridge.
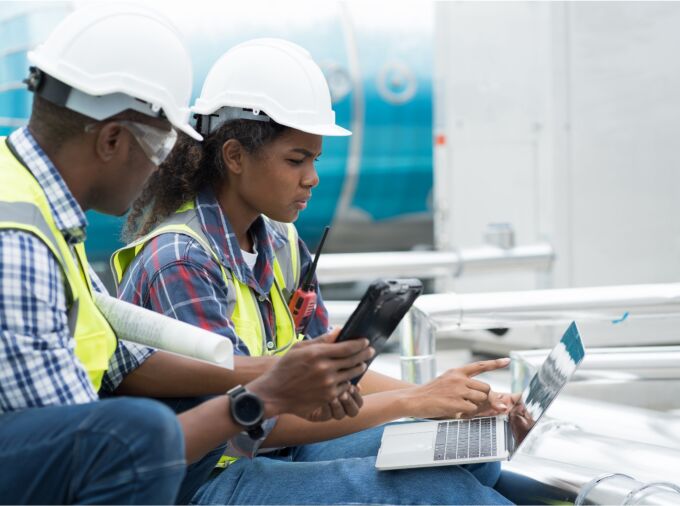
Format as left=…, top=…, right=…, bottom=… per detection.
left=195, top=107, right=271, bottom=136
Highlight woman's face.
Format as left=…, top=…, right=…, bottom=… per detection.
left=238, top=128, right=322, bottom=223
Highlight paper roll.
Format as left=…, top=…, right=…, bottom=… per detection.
left=94, top=292, right=233, bottom=368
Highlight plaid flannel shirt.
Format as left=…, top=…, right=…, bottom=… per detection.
left=0, top=127, right=153, bottom=414
left=117, top=186, right=330, bottom=351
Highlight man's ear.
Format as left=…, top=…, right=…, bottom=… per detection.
left=95, top=122, right=125, bottom=162
left=222, top=139, right=244, bottom=175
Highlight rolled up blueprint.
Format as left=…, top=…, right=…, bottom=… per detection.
left=94, top=292, right=233, bottom=368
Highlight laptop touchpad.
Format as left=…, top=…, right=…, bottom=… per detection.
left=381, top=432, right=433, bottom=454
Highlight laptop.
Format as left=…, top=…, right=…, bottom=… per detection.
left=375, top=322, right=585, bottom=470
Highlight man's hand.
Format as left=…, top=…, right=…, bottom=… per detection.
left=303, top=329, right=364, bottom=421
left=401, top=358, right=511, bottom=419
left=246, top=328, right=373, bottom=420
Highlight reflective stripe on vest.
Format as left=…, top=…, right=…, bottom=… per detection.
left=0, top=138, right=117, bottom=390
left=111, top=200, right=303, bottom=357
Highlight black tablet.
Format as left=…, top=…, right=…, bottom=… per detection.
left=336, top=278, right=423, bottom=384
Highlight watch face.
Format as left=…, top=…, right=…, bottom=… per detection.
left=237, top=394, right=263, bottom=424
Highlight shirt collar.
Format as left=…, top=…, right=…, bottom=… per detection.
left=8, top=127, right=88, bottom=244
left=193, top=187, right=288, bottom=294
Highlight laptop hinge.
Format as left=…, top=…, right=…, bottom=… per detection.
left=504, top=415, right=516, bottom=456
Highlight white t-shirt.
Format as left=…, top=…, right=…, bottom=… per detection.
left=241, top=246, right=258, bottom=271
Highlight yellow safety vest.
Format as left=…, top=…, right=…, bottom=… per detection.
left=0, top=138, right=117, bottom=390
left=111, top=200, right=304, bottom=357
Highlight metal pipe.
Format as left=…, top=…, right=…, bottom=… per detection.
left=325, top=301, right=358, bottom=327
left=515, top=394, right=680, bottom=452
left=416, top=282, right=680, bottom=332
left=333, top=3, right=364, bottom=225
left=518, top=420, right=680, bottom=487
left=398, top=309, right=437, bottom=383
left=490, top=373, right=680, bottom=503
left=500, top=454, right=680, bottom=505
left=316, top=243, right=554, bottom=283
left=330, top=283, right=680, bottom=384
left=512, top=346, right=680, bottom=388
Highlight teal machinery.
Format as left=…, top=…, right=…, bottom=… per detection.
left=0, top=2, right=433, bottom=263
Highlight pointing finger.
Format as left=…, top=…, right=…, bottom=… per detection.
left=460, top=358, right=510, bottom=377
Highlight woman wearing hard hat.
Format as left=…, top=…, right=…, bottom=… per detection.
left=114, top=39, right=512, bottom=505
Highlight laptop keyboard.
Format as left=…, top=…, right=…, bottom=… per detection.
left=434, top=417, right=497, bottom=461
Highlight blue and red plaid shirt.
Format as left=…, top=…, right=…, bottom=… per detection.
left=0, top=128, right=153, bottom=414
left=116, top=187, right=330, bottom=355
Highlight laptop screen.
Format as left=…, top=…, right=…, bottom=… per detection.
left=507, top=321, right=585, bottom=456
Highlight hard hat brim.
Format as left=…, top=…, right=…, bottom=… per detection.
left=176, top=123, right=203, bottom=141
left=292, top=123, right=352, bottom=137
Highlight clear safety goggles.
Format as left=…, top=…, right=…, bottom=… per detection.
left=117, top=120, right=178, bottom=165
left=85, top=120, right=178, bottom=165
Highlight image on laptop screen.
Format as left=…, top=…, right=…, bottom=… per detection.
left=507, top=322, right=585, bottom=454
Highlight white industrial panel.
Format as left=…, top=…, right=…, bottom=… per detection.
left=567, top=2, right=680, bottom=286
left=434, top=1, right=554, bottom=293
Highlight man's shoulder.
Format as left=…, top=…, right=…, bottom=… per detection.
left=0, top=227, right=55, bottom=254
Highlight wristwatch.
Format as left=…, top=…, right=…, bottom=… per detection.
left=227, top=385, right=265, bottom=440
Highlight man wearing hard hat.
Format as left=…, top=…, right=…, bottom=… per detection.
left=0, top=5, right=372, bottom=504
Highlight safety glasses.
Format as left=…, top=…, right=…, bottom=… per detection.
left=85, top=120, right=178, bottom=166
left=117, top=120, right=178, bottom=165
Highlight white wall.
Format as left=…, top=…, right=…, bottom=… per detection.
left=434, top=1, right=680, bottom=346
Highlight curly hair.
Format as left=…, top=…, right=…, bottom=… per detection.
left=124, top=118, right=289, bottom=241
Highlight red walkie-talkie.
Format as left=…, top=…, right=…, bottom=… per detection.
left=288, top=226, right=330, bottom=335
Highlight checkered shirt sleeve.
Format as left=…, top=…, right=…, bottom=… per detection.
left=0, top=230, right=97, bottom=412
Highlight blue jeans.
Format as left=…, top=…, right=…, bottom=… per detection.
left=191, top=424, right=511, bottom=505
left=0, top=398, right=186, bottom=504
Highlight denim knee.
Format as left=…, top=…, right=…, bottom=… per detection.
left=81, top=397, right=185, bottom=465
left=464, top=460, right=502, bottom=488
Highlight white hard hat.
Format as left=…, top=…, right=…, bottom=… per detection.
left=27, top=3, right=201, bottom=140
left=192, top=38, right=350, bottom=137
